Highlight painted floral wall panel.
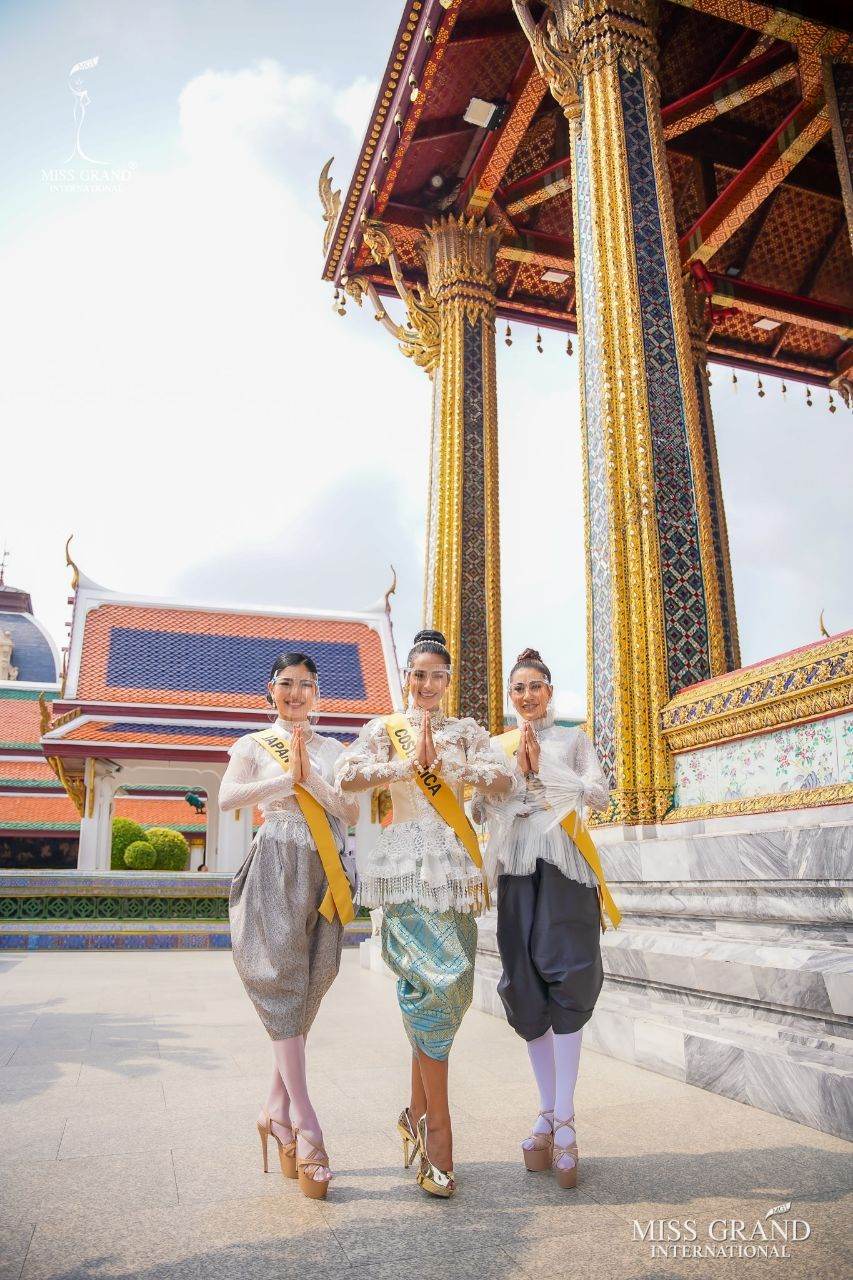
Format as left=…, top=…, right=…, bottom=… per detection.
left=673, top=713, right=850, bottom=806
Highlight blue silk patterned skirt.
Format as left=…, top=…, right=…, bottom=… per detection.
left=381, top=904, right=478, bottom=1061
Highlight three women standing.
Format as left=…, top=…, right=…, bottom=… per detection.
left=337, top=629, right=514, bottom=1197
left=222, top=652, right=357, bottom=1199
left=476, top=648, right=619, bottom=1188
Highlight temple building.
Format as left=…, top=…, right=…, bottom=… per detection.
left=0, top=556, right=401, bottom=873
left=323, top=0, right=853, bottom=1139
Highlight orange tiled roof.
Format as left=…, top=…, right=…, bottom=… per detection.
left=0, top=760, right=57, bottom=784
left=0, top=691, right=52, bottom=750
left=75, top=603, right=394, bottom=716
left=58, top=720, right=246, bottom=749
left=0, top=794, right=80, bottom=828
left=0, top=792, right=207, bottom=832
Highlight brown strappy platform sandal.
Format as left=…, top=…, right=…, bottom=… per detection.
left=522, top=1109, right=554, bottom=1172
left=552, top=1115, right=579, bottom=1189
left=257, top=1110, right=297, bottom=1179
left=295, top=1129, right=332, bottom=1200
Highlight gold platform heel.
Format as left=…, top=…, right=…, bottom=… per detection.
left=257, top=1110, right=297, bottom=1179
left=397, top=1108, right=420, bottom=1170
left=415, top=1115, right=456, bottom=1199
left=552, top=1115, right=579, bottom=1190
left=522, top=1109, right=554, bottom=1172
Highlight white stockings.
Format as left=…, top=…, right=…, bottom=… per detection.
left=524, top=1028, right=582, bottom=1168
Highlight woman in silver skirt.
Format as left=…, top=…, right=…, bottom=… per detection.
left=221, top=651, right=357, bottom=1199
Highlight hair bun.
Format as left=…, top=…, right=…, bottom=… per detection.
left=516, top=647, right=543, bottom=664
left=413, top=629, right=447, bottom=647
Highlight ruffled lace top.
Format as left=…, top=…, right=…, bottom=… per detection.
left=475, top=710, right=610, bottom=887
left=335, top=708, right=515, bottom=914
left=220, top=720, right=358, bottom=848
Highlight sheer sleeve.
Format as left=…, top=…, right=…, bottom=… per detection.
left=571, top=729, right=610, bottom=812
left=304, top=745, right=359, bottom=824
left=440, top=720, right=515, bottom=796
left=335, top=719, right=414, bottom=792
left=219, top=738, right=294, bottom=813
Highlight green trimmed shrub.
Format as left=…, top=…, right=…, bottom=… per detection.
left=111, top=818, right=146, bottom=870
left=123, top=840, right=157, bottom=870
left=145, top=827, right=190, bottom=872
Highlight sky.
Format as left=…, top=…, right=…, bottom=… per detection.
left=1, top=0, right=851, bottom=720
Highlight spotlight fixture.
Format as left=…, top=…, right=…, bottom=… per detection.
left=753, top=317, right=781, bottom=331
left=463, top=97, right=508, bottom=131
left=429, top=172, right=445, bottom=189
left=542, top=269, right=571, bottom=283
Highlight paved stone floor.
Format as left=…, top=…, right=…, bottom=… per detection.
left=0, top=950, right=850, bottom=1280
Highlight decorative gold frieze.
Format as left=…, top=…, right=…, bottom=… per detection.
left=662, top=631, right=853, bottom=754
left=666, top=783, right=853, bottom=825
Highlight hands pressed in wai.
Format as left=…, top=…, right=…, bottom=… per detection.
left=289, top=724, right=313, bottom=786
left=516, top=721, right=540, bottom=777
left=415, top=713, right=441, bottom=775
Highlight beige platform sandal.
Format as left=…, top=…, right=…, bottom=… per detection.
left=522, top=1109, right=554, bottom=1172
left=552, top=1115, right=579, bottom=1189
left=257, top=1110, right=297, bottom=1179
left=295, top=1130, right=332, bottom=1200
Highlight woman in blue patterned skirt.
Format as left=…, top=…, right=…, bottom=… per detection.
left=337, top=630, right=513, bottom=1197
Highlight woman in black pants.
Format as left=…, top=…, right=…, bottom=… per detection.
left=475, top=648, right=619, bottom=1189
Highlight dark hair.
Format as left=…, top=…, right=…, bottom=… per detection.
left=266, top=652, right=319, bottom=705
left=406, top=628, right=451, bottom=668
left=510, top=647, right=552, bottom=683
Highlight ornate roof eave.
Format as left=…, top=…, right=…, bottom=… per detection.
left=321, top=0, right=459, bottom=285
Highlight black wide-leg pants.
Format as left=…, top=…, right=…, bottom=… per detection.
left=496, top=858, right=603, bottom=1041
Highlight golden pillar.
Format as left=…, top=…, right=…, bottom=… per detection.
left=514, top=0, right=734, bottom=823
left=422, top=215, right=503, bottom=733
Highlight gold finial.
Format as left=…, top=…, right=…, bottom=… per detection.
left=318, top=157, right=341, bottom=256
left=38, top=690, right=53, bottom=736
left=384, top=564, right=398, bottom=614
left=65, top=535, right=80, bottom=591
left=819, top=610, right=831, bottom=639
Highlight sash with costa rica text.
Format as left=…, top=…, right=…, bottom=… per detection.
left=383, top=713, right=490, bottom=911
left=495, top=729, right=621, bottom=931
left=250, top=729, right=355, bottom=926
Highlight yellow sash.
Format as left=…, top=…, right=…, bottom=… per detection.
left=250, top=729, right=355, bottom=926
left=383, top=713, right=490, bottom=910
left=495, top=729, right=621, bottom=931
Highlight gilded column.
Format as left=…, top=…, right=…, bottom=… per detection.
left=423, top=215, right=503, bottom=732
left=515, top=0, right=730, bottom=823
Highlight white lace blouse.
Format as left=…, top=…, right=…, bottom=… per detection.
left=335, top=707, right=515, bottom=914
left=220, top=720, right=358, bottom=849
left=475, top=709, right=609, bottom=887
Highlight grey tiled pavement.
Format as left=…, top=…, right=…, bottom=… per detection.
left=0, top=950, right=850, bottom=1280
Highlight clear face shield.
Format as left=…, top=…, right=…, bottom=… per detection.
left=404, top=666, right=452, bottom=705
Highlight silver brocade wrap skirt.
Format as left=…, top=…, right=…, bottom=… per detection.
left=381, top=903, right=478, bottom=1061
left=229, top=819, right=344, bottom=1040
